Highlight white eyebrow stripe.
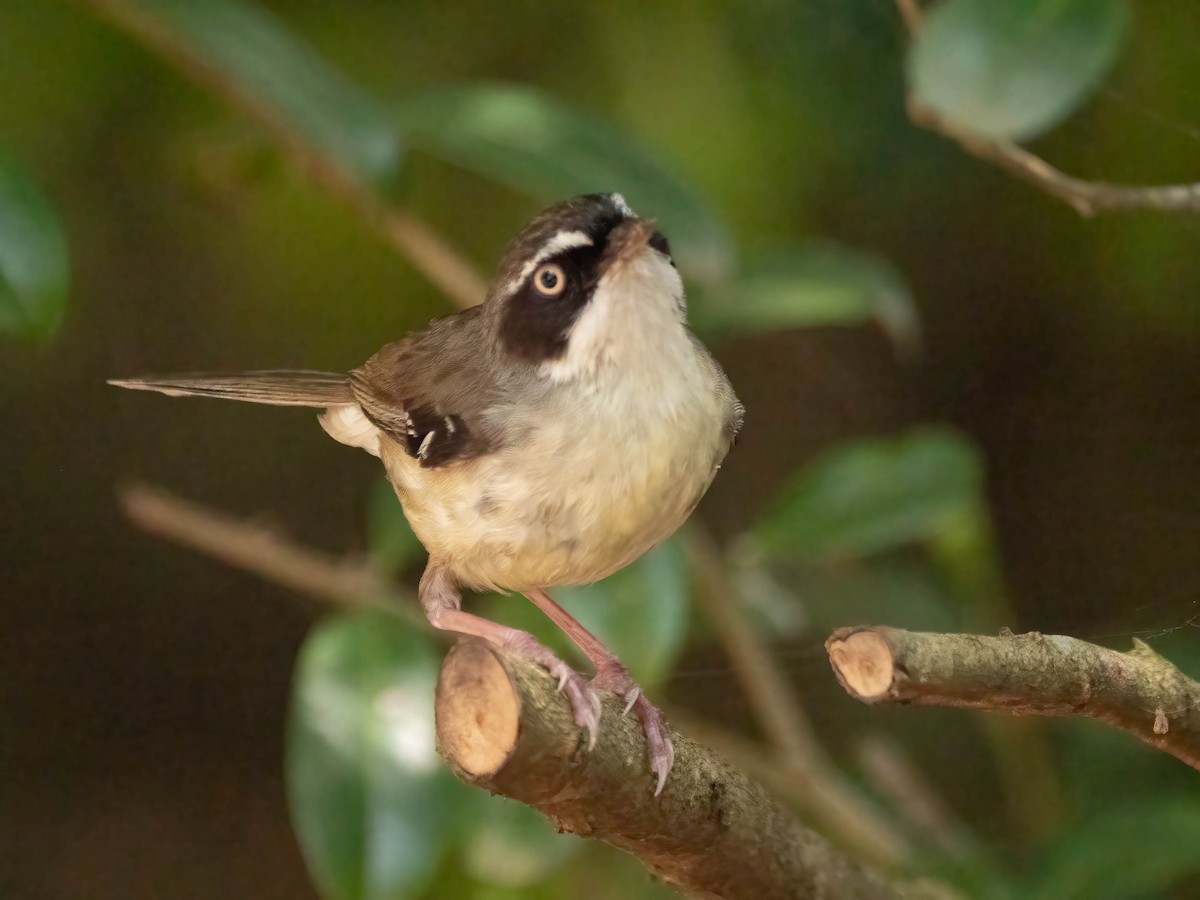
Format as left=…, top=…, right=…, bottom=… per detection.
left=507, top=229, right=593, bottom=294
left=610, top=193, right=633, bottom=216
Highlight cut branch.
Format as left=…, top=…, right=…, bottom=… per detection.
left=894, top=0, right=1200, bottom=216
left=437, top=640, right=949, bottom=900
left=827, top=626, right=1200, bottom=769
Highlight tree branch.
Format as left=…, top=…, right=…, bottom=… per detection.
left=436, top=640, right=951, bottom=900
left=826, top=626, right=1200, bottom=769
left=83, top=0, right=488, bottom=307
left=894, top=0, right=1200, bottom=216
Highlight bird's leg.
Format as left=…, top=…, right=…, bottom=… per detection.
left=419, top=565, right=601, bottom=745
left=524, top=587, right=675, bottom=795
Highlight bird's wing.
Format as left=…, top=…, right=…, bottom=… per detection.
left=349, top=306, right=501, bottom=468
left=108, top=370, right=353, bottom=406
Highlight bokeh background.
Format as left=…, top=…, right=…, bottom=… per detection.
left=3, top=1, right=1198, bottom=898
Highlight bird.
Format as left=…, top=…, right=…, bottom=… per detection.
left=111, top=193, right=743, bottom=794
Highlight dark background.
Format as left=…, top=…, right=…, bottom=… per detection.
left=3, top=2, right=1198, bottom=897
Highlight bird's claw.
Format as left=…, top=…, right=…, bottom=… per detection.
left=593, top=662, right=674, bottom=795
left=546, top=657, right=602, bottom=748
left=622, top=686, right=640, bottom=716
left=634, top=695, right=675, bottom=796
left=503, top=630, right=602, bottom=749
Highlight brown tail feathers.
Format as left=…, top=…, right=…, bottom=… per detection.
left=108, top=370, right=354, bottom=407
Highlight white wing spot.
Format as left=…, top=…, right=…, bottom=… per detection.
left=417, top=431, right=435, bottom=460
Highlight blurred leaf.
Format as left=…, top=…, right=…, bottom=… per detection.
left=367, top=476, right=424, bottom=575
left=461, top=797, right=583, bottom=888
left=0, top=152, right=68, bottom=342
left=130, top=0, right=402, bottom=185
left=908, top=0, right=1131, bottom=141
left=287, top=611, right=452, bottom=900
left=751, top=428, right=985, bottom=563
left=920, top=851, right=1020, bottom=900
left=476, top=537, right=689, bottom=688
left=692, top=242, right=918, bottom=352
left=795, top=560, right=964, bottom=633
left=1029, top=798, right=1200, bottom=900
left=729, top=561, right=810, bottom=639
left=396, top=83, right=732, bottom=283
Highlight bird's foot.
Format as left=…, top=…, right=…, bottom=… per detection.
left=503, top=630, right=602, bottom=748
left=593, top=661, right=675, bottom=795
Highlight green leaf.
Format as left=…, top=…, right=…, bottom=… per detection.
left=751, top=428, right=985, bottom=563
left=366, top=477, right=424, bottom=576
left=692, top=242, right=918, bottom=352
left=132, top=0, right=402, bottom=185
left=460, top=796, right=583, bottom=888
left=396, top=84, right=732, bottom=283
left=761, top=559, right=964, bottom=634
left=287, top=611, right=451, bottom=900
left=908, top=0, right=1131, bottom=141
left=1029, top=798, right=1200, bottom=900
left=0, top=153, right=68, bottom=342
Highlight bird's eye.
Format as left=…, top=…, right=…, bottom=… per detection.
left=532, top=262, right=567, bottom=298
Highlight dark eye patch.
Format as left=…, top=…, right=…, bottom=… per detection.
left=500, top=243, right=603, bottom=362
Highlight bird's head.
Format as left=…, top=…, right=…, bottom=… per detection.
left=488, top=193, right=684, bottom=381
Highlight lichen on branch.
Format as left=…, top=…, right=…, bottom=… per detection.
left=826, top=626, right=1200, bottom=770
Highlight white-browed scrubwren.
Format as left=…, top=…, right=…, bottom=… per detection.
left=112, top=193, right=743, bottom=794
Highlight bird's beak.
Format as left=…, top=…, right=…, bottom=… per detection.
left=601, top=218, right=658, bottom=273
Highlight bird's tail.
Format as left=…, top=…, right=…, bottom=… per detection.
left=108, top=370, right=354, bottom=407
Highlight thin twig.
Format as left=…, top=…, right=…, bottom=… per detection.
left=894, top=0, right=922, bottom=33
left=827, top=626, right=1200, bottom=769
left=895, top=0, right=1200, bottom=216
left=685, top=528, right=912, bottom=868
left=83, top=0, right=488, bottom=307
left=117, top=482, right=419, bottom=620
left=686, top=528, right=822, bottom=760
left=856, top=735, right=973, bottom=859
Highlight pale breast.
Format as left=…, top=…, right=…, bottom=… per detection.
left=380, top=353, right=732, bottom=592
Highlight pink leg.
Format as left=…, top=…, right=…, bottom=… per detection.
left=525, top=587, right=675, bottom=795
left=420, top=566, right=601, bottom=745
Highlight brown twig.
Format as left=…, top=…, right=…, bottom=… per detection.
left=827, top=626, right=1200, bottom=769
left=895, top=0, right=1200, bottom=216
left=894, top=0, right=923, bottom=33
left=685, top=528, right=912, bottom=868
left=83, top=0, right=488, bottom=307
left=855, top=735, right=973, bottom=859
left=117, top=482, right=418, bottom=619
left=437, top=641, right=952, bottom=900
